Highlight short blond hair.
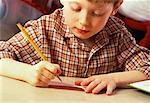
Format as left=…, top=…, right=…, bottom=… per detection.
left=88, top=0, right=121, bottom=7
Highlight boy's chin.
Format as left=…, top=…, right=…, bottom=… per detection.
left=72, top=32, right=92, bottom=40
left=75, top=35, right=90, bottom=40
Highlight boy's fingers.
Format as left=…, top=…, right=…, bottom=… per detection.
left=43, top=62, right=61, bottom=75
left=106, top=83, right=116, bottom=95
left=106, top=86, right=113, bottom=95
left=36, top=61, right=61, bottom=75
left=35, top=80, right=49, bottom=87
left=85, top=81, right=99, bottom=93
left=80, top=77, right=95, bottom=86
left=75, top=79, right=83, bottom=85
left=50, top=64, right=62, bottom=75
left=90, top=81, right=106, bottom=94
left=75, top=77, right=95, bottom=87
left=37, top=71, right=53, bottom=84
left=38, top=68, right=54, bottom=79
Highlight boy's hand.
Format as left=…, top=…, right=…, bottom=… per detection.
left=25, top=61, right=61, bottom=87
left=75, top=74, right=117, bottom=95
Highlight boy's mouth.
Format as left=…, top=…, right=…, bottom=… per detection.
left=74, top=27, right=90, bottom=34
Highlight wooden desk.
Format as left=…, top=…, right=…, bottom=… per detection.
left=0, top=76, right=149, bottom=103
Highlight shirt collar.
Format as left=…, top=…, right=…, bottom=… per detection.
left=64, top=26, right=75, bottom=38
left=94, top=30, right=109, bottom=48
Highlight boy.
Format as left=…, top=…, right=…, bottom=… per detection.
left=0, top=0, right=149, bottom=95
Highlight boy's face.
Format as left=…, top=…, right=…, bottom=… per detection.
left=61, top=0, right=116, bottom=39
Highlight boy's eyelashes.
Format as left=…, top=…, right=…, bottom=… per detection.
left=70, top=6, right=104, bottom=17
left=70, top=6, right=81, bottom=12
left=92, top=11, right=105, bottom=17
left=69, top=2, right=105, bottom=17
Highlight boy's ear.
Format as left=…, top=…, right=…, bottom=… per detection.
left=111, top=0, right=123, bottom=16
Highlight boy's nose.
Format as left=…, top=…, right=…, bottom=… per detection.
left=79, top=11, right=90, bottom=26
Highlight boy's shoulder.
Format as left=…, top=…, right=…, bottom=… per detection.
left=109, top=16, right=125, bottom=26
left=42, top=9, right=64, bottom=21
left=35, top=9, right=64, bottom=26
left=36, top=9, right=67, bottom=32
left=104, top=16, right=127, bottom=35
left=37, top=9, right=70, bottom=37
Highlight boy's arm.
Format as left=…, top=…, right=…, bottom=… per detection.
left=117, top=28, right=150, bottom=78
left=0, top=58, right=31, bottom=82
left=108, top=70, right=149, bottom=87
left=0, top=58, right=61, bottom=87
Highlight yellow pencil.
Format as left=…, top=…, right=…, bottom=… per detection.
left=17, top=23, right=62, bottom=82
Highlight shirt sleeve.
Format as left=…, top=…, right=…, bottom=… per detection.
left=0, top=19, right=43, bottom=64
left=117, top=28, right=150, bottom=78
left=0, top=41, right=17, bottom=59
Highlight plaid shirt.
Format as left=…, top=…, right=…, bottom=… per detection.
left=0, top=9, right=150, bottom=78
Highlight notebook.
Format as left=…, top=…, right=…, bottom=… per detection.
left=129, top=80, right=150, bottom=93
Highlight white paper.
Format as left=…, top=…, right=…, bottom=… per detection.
left=129, top=80, right=150, bottom=93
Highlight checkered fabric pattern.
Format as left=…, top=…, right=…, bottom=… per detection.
left=0, top=9, right=150, bottom=78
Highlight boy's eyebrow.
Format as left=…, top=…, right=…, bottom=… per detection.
left=68, top=1, right=80, bottom=5
left=87, top=0, right=99, bottom=3
left=68, top=1, right=109, bottom=12
left=88, top=0, right=115, bottom=3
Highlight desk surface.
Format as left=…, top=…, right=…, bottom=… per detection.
left=0, top=76, right=149, bottom=103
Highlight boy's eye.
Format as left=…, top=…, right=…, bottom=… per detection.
left=70, top=3, right=81, bottom=12
left=92, top=11, right=104, bottom=17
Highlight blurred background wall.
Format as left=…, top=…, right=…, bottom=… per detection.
left=0, top=0, right=62, bottom=40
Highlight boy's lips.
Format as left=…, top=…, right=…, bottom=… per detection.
left=75, top=27, right=90, bottom=34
